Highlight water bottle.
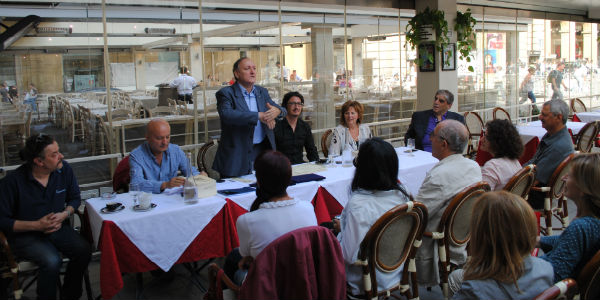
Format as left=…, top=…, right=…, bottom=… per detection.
left=342, top=145, right=353, bottom=167
left=183, top=152, right=198, bottom=204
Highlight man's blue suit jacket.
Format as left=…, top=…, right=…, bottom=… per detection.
left=213, top=83, right=286, bottom=177
left=404, top=109, right=465, bottom=151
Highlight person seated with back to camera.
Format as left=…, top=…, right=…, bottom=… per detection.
left=479, top=119, right=524, bottom=190
left=449, top=191, right=553, bottom=299
left=328, top=100, right=372, bottom=156
left=223, top=150, right=317, bottom=284
left=404, top=89, right=465, bottom=152
left=333, top=137, right=411, bottom=296
left=273, top=91, right=319, bottom=164
left=414, top=119, right=482, bottom=287
left=129, top=118, right=204, bottom=194
left=539, top=153, right=600, bottom=282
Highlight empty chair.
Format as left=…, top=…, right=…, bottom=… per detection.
left=463, top=111, right=484, bottom=156
left=196, top=140, right=220, bottom=180
left=149, top=106, right=175, bottom=118
left=574, top=121, right=599, bottom=153
left=107, top=108, right=133, bottom=121
left=320, top=129, right=333, bottom=158
left=571, top=98, right=587, bottom=114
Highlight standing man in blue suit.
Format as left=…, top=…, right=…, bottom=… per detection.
left=213, top=57, right=286, bottom=178
left=404, top=89, right=465, bottom=152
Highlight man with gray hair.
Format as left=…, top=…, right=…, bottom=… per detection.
left=414, top=119, right=482, bottom=287
left=405, top=89, right=465, bottom=152
left=527, top=99, right=574, bottom=208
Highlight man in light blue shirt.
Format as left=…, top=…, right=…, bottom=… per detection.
left=129, top=118, right=203, bottom=193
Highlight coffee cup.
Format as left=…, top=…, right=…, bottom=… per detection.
left=138, top=192, right=152, bottom=209
left=105, top=202, right=121, bottom=211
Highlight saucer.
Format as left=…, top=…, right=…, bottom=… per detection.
left=100, top=205, right=125, bottom=214
left=133, top=203, right=157, bottom=212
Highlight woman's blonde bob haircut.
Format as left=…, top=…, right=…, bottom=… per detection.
left=340, top=100, right=364, bottom=127
left=463, top=191, right=538, bottom=289
left=569, top=153, right=600, bottom=217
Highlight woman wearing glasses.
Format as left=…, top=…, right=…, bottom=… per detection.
left=274, top=91, right=319, bottom=164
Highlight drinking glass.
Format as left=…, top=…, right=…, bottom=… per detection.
left=129, top=182, right=141, bottom=206
left=407, top=138, right=415, bottom=156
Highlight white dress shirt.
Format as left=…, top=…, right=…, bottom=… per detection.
left=236, top=198, right=317, bottom=258
left=169, top=74, right=197, bottom=95
left=338, top=188, right=410, bottom=295
left=414, top=154, right=482, bottom=286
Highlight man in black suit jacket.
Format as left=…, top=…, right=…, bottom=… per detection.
left=405, top=89, right=465, bottom=152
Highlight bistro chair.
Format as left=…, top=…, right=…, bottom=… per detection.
left=206, top=226, right=346, bottom=300
left=571, top=98, right=587, bottom=114
left=321, top=129, right=333, bottom=158
left=197, top=140, right=220, bottom=180
left=0, top=225, right=94, bottom=300
left=533, top=278, right=577, bottom=300
left=463, top=111, right=484, bottom=157
left=574, top=121, right=599, bottom=153
left=149, top=106, right=175, bottom=118
left=530, top=153, right=575, bottom=236
left=349, top=201, right=428, bottom=300
left=492, top=107, right=511, bottom=122
left=503, top=164, right=537, bottom=199
left=576, top=249, right=600, bottom=300
left=423, top=181, right=491, bottom=299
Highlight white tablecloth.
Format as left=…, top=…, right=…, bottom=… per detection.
left=517, top=121, right=586, bottom=143
left=87, top=193, right=226, bottom=271
left=130, top=96, right=158, bottom=110
left=86, top=146, right=437, bottom=270
left=574, top=112, right=600, bottom=123
left=226, top=146, right=437, bottom=211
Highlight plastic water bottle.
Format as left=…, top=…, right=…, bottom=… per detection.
left=183, top=152, right=198, bottom=204
left=342, top=145, right=353, bottom=167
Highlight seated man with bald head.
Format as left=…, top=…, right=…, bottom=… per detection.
left=413, top=119, right=482, bottom=287
left=130, top=118, right=202, bottom=193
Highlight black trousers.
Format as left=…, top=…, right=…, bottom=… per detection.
left=177, top=94, right=193, bottom=103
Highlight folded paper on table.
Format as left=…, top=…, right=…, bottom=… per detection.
left=218, top=187, right=256, bottom=196
left=291, top=173, right=326, bottom=184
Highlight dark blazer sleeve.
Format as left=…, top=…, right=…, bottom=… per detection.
left=447, top=111, right=465, bottom=124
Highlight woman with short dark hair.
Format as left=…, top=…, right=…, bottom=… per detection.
left=336, top=137, right=410, bottom=295
left=479, top=119, right=524, bottom=190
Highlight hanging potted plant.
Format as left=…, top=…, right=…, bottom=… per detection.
left=455, top=9, right=477, bottom=71
left=405, top=7, right=450, bottom=67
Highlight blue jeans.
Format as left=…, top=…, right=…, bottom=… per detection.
left=10, top=225, right=91, bottom=300
left=527, top=91, right=536, bottom=103
left=24, top=97, right=37, bottom=112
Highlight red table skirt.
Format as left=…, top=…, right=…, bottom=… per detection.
left=475, top=137, right=540, bottom=167
left=93, top=187, right=343, bottom=299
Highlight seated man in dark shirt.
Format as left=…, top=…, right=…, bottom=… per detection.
left=404, top=89, right=465, bottom=152
left=274, top=91, right=319, bottom=164
left=0, top=134, right=91, bottom=300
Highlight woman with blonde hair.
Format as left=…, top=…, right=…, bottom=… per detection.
left=329, top=100, right=372, bottom=156
left=540, top=153, right=600, bottom=282
left=451, top=191, right=553, bottom=299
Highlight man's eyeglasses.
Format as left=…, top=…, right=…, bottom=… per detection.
left=434, top=96, right=446, bottom=104
left=288, top=102, right=304, bottom=107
